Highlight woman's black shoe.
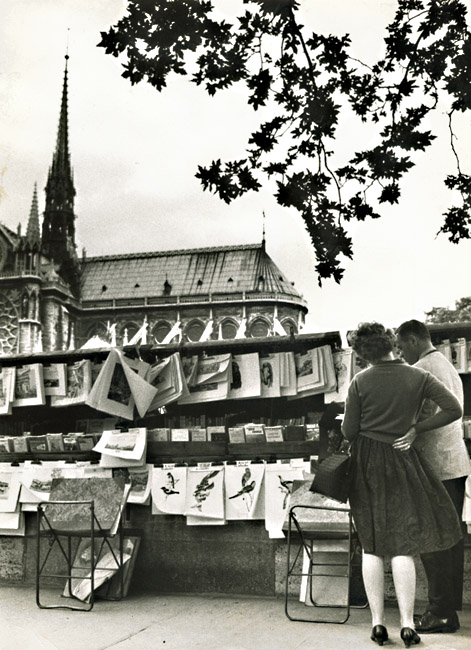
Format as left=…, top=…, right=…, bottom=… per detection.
left=371, top=625, right=388, bottom=646
left=400, top=627, right=420, bottom=648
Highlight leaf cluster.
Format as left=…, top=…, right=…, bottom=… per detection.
left=98, top=0, right=471, bottom=285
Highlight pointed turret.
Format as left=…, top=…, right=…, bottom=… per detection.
left=41, top=53, right=80, bottom=295
left=26, top=183, right=41, bottom=245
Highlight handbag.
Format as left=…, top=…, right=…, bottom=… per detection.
left=309, top=448, right=352, bottom=503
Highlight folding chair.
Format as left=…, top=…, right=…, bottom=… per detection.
left=285, top=501, right=368, bottom=624
left=36, top=477, right=132, bottom=611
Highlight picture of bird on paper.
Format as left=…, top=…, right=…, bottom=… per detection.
left=264, top=463, right=306, bottom=538
left=224, top=464, right=265, bottom=520
left=151, top=467, right=187, bottom=515
left=185, top=467, right=224, bottom=519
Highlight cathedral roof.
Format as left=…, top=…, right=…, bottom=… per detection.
left=0, top=223, right=19, bottom=247
left=80, top=243, right=304, bottom=303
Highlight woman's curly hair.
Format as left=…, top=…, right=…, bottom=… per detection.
left=349, top=322, right=395, bottom=364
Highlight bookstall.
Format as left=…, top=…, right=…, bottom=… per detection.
left=0, top=326, right=470, bottom=602
left=0, top=331, right=351, bottom=596
left=428, top=321, right=471, bottom=441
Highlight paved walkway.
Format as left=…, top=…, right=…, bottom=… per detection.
left=0, top=586, right=470, bottom=650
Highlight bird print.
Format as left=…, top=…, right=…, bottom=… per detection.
left=161, top=471, right=180, bottom=498
left=278, top=475, right=293, bottom=509
left=228, top=467, right=256, bottom=511
left=192, top=469, right=220, bottom=511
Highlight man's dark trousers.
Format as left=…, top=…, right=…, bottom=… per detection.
left=420, top=476, right=467, bottom=617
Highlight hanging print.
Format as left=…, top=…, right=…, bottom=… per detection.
left=185, top=466, right=224, bottom=519
left=151, top=466, right=187, bottom=515
left=264, top=462, right=306, bottom=538
left=224, top=463, right=265, bottom=520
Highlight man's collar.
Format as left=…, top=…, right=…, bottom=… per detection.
left=418, top=346, right=437, bottom=360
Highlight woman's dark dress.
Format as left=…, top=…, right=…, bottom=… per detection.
left=342, top=360, right=462, bottom=556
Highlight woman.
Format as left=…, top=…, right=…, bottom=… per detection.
left=342, top=323, right=463, bottom=648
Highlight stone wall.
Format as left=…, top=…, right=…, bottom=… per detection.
left=6, top=510, right=471, bottom=607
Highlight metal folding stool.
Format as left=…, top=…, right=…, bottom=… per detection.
left=285, top=503, right=367, bottom=624
left=36, top=478, right=130, bottom=611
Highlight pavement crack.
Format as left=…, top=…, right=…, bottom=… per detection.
left=97, top=623, right=155, bottom=650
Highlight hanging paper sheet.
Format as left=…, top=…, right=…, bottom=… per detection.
left=228, top=353, right=261, bottom=400
left=264, top=461, right=306, bottom=538
left=42, top=363, right=67, bottom=396
left=151, top=466, right=187, bottom=515
left=0, top=367, right=16, bottom=415
left=51, top=359, right=92, bottom=407
left=185, top=466, right=224, bottom=519
left=95, top=428, right=147, bottom=468
left=259, top=352, right=281, bottom=398
left=12, top=364, right=45, bottom=408
left=178, top=354, right=232, bottom=405
left=295, top=348, right=322, bottom=393
left=0, top=506, right=25, bottom=536
left=0, top=468, right=21, bottom=513
left=19, top=461, right=83, bottom=510
left=86, top=349, right=153, bottom=420
left=111, top=464, right=152, bottom=505
left=224, top=463, right=265, bottom=520
left=186, top=515, right=227, bottom=526
left=280, top=352, right=297, bottom=397
left=324, top=349, right=353, bottom=403
left=147, top=353, right=189, bottom=410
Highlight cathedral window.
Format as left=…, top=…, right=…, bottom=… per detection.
left=281, top=319, right=297, bottom=336
left=185, top=320, right=205, bottom=342
left=85, top=322, right=108, bottom=342
left=249, top=317, right=270, bottom=338
left=122, top=321, right=139, bottom=345
left=220, top=319, right=238, bottom=340
left=152, top=321, right=171, bottom=343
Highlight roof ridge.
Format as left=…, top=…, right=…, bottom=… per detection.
left=82, top=243, right=263, bottom=263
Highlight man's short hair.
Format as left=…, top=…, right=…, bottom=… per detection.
left=396, top=319, right=431, bottom=341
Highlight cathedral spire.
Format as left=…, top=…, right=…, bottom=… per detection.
left=26, top=183, right=40, bottom=244
left=44, top=53, right=75, bottom=216
left=41, top=52, right=79, bottom=294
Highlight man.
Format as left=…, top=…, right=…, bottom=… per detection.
left=396, top=320, right=471, bottom=634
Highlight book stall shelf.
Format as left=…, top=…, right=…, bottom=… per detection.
left=0, top=331, right=346, bottom=597
left=0, top=331, right=342, bottom=465
left=428, top=322, right=471, bottom=451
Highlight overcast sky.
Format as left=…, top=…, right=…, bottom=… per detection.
left=1, top=0, right=470, bottom=336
